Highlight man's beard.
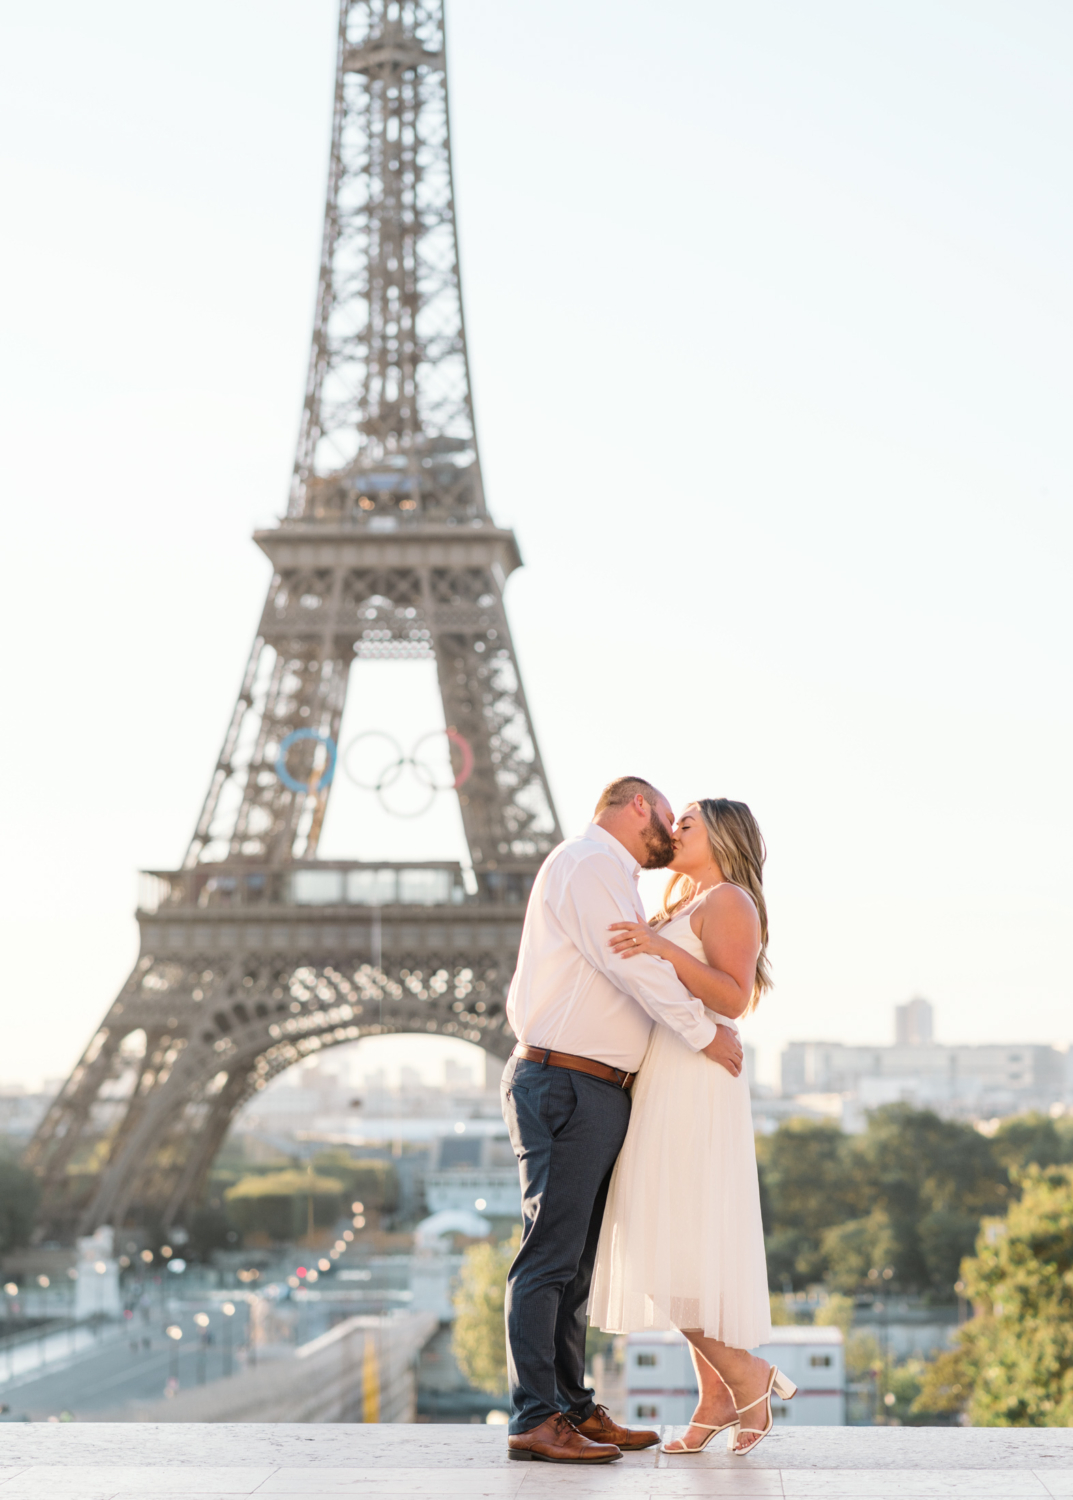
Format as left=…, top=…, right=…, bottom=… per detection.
left=639, top=810, right=675, bottom=869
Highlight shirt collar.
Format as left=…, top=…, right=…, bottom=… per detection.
left=583, top=822, right=641, bottom=881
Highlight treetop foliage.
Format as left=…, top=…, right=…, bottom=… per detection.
left=452, top=1227, right=520, bottom=1397
left=759, top=1105, right=1073, bottom=1297
left=916, top=1164, right=1073, bottom=1425
left=224, top=1168, right=346, bottom=1200
left=0, top=1156, right=40, bottom=1257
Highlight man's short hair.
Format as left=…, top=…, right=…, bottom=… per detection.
left=594, top=776, right=662, bottom=815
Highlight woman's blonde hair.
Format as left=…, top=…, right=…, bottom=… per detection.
left=652, top=797, right=772, bottom=1009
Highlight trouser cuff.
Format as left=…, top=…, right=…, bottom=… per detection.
left=508, top=1408, right=559, bottom=1436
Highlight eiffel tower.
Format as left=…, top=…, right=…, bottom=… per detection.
left=28, top=0, right=560, bottom=1241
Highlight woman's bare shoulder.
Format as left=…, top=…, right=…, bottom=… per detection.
left=697, top=882, right=758, bottom=923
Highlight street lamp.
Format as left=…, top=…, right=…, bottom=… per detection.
left=873, top=1267, right=895, bottom=1422
left=165, top=1324, right=182, bottom=1387
left=221, top=1301, right=236, bottom=1377
left=955, top=1278, right=968, bottom=1326
left=193, top=1312, right=210, bottom=1385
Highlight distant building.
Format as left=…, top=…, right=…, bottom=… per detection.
left=780, top=1001, right=1066, bottom=1122
left=484, top=1052, right=507, bottom=1092
left=895, top=997, right=933, bottom=1047
left=624, top=1327, right=844, bottom=1427
left=756, top=1327, right=845, bottom=1426
left=0, top=1081, right=61, bottom=1141
left=422, top=1129, right=520, bottom=1217
left=443, top=1059, right=476, bottom=1091
left=624, top=1332, right=697, bottom=1427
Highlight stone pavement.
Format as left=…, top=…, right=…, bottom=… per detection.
left=0, top=1424, right=1072, bottom=1498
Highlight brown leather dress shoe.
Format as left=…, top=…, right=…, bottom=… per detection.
left=508, top=1412, right=622, bottom=1463
left=571, top=1403, right=660, bottom=1450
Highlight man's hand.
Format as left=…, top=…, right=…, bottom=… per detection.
left=701, top=1024, right=743, bottom=1077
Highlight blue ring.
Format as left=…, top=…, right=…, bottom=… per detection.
left=275, top=729, right=337, bottom=794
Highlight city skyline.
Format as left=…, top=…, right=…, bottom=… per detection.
left=4, top=996, right=1068, bottom=1104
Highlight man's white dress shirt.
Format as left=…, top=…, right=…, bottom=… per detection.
left=506, top=824, right=718, bottom=1073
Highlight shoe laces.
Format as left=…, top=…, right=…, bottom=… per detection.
left=566, top=1405, right=607, bottom=1432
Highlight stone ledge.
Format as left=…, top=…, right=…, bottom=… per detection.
left=0, top=1425, right=1070, bottom=1474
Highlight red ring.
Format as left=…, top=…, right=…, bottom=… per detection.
left=446, top=728, right=474, bottom=789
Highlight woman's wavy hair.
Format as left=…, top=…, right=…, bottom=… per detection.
left=652, top=797, right=772, bottom=1010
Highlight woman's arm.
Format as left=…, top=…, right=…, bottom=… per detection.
left=608, top=884, right=760, bottom=1020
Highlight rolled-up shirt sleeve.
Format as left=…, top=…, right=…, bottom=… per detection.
left=547, top=853, right=718, bottom=1053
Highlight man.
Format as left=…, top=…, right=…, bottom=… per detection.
left=501, top=776, right=744, bottom=1463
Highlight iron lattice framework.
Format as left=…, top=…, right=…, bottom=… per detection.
left=28, top=0, right=560, bottom=1240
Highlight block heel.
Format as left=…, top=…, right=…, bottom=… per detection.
left=728, top=1364, right=797, bottom=1456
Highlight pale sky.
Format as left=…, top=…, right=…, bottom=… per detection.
left=1, top=1, right=1071, bottom=1092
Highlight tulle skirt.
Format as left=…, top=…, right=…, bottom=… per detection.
left=587, top=1012, right=772, bottom=1349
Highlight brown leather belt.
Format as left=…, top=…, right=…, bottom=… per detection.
left=512, top=1043, right=636, bottom=1091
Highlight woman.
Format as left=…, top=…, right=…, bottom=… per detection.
left=587, top=798, right=793, bottom=1455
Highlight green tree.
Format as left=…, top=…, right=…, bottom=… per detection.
left=310, top=1151, right=398, bottom=1213
left=224, top=1167, right=345, bottom=1242
left=758, top=1106, right=1008, bottom=1294
left=913, top=1344, right=978, bottom=1421
left=452, top=1227, right=520, bottom=1396
left=759, top=1105, right=1068, bottom=1299
left=991, top=1114, right=1073, bottom=1176
left=813, top=1292, right=855, bottom=1336
left=915, top=1165, right=1073, bottom=1425
left=757, top=1120, right=856, bottom=1287
left=821, top=1209, right=898, bottom=1293
left=840, top=1105, right=1008, bottom=1294
left=768, top=1292, right=803, bottom=1326
left=187, top=1203, right=235, bottom=1260
left=0, top=1156, right=40, bottom=1256
left=845, top=1328, right=882, bottom=1385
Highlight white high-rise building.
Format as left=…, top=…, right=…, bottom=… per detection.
left=895, top=997, right=934, bottom=1047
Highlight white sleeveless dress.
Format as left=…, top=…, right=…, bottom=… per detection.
left=587, top=903, right=772, bottom=1348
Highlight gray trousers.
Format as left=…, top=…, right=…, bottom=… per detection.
left=500, top=1053, right=632, bottom=1435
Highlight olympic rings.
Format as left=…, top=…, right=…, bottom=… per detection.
left=274, top=725, right=473, bottom=816
left=343, top=732, right=434, bottom=817
left=340, top=727, right=475, bottom=818
left=343, top=731, right=406, bottom=792
left=411, top=729, right=475, bottom=791
left=275, top=729, right=338, bottom=794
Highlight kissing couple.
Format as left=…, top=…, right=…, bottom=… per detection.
left=500, top=776, right=793, bottom=1463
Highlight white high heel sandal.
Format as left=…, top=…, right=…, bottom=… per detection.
left=660, top=1417, right=739, bottom=1454
left=728, top=1365, right=797, bottom=1455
